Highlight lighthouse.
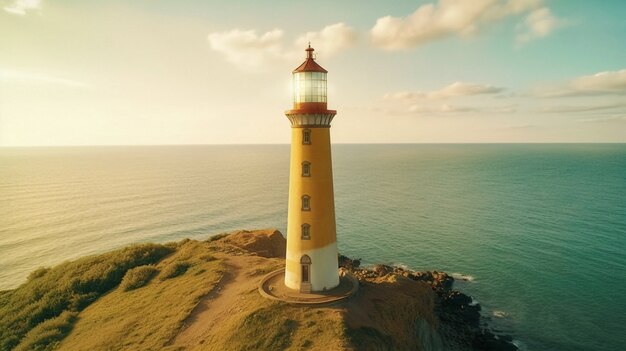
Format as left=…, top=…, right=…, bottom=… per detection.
left=284, top=45, right=339, bottom=293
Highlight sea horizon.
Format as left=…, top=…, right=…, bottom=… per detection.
left=2, top=142, right=626, bottom=148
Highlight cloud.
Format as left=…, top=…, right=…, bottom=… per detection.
left=516, top=7, right=559, bottom=44
left=535, top=69, right=626, bottom=97
left=404, top=103, right=516, bottom=115
left=384, top=82, right=504, bottom=101
left=3, top=0, right=40, bottom=15
left=503, top=124, right=537, bottom=129
left=541, top=102, right=626, bottom=113
left=294, top=23, right=358, bottom=58
left=208, top=23, right=357, bottom=69
left=428, top=82, right=504, bottom=99
left=370, top=0, right=556, bottom=50
left=207, top=28, right=286, bottom=68
left=407, top=103, right=475, bottom=114
left=578, top=115, right=626, bottom=123
left=0, top=69, right=88, bottom=88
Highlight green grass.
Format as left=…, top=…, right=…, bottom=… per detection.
left=13, top=311, right=78, bottom=351
left=206, top=233, right=230, bottom=242
left=160, top=261, right=191, bottom=280
left=120, top=265, right=159, bottom=291
left=57, top=240, right=226, bottom=351
left=231, top=305, right=299, bottom=351
left=0, top=243, right=174, bottom=350
left=221, top=302, right=347, bottom=351
left=0, top=232, right=439, bottom=351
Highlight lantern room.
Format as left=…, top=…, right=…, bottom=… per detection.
left=293, top=71, right=327, bottom=104
left=285, top=44, right=336, bottom=126
left=291, top=44, right=329, bottom=109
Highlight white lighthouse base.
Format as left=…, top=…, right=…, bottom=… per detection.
left=285, top=242, right=340, bottom=292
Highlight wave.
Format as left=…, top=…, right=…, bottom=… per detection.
left=512, top=339, right=527, bottom=351
left=492, top=310, right=509, bottom=318
left=450, top=272, right=475, bottom=282
left=392, top=263, right=411, bottom=270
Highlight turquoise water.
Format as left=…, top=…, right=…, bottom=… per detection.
left=1, top=144, right=625, bottom=350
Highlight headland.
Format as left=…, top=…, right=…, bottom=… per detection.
left=0, top=229, right=517, bottom=351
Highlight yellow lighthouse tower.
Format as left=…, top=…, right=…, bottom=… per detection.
left=284, top=45, right=339, bottom=293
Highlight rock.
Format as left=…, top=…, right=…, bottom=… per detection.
left=222, top=229, right=286, bottom=258
left=444, top=291, right=473, bottom=309
left=372, top=264, right=394, bottom=277
left=338, top=255, right=361, bottom=270
left=332, top=254, right=518, bottom=351
left=473, top=330, right=518, bottom=351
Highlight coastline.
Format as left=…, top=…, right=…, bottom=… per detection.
left=338, top=256, right=518, bottom=351
left=1, top=229, right=518, bottom=350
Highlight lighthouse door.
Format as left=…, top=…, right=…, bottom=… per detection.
left=300, top=255, right=312, bottom=293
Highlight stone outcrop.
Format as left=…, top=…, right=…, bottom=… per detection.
left=339, top=258, right=518, bottom=351
left=222, top=229, right=286, bottom=258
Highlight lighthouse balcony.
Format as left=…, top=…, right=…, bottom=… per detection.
left=285, top=113, right=336, bottom=127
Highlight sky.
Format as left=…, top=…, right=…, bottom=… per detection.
left=1, top=0, right=625, bottom=146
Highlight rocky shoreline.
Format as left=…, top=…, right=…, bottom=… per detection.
left=338, top=255, right=518, bottom=351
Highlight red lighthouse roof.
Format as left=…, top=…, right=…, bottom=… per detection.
left=292, top=44, right=328, bottom=73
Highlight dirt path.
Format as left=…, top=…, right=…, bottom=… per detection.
left=170, top=254, right=270, bottom=348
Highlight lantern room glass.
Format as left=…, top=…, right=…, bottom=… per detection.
left=293, top=71, right=327, bottom=104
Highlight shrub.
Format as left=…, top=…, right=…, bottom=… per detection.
left=14, top=311, right=78, bottom=351
left=207, top=233, right=230, bottom=242
left=27, top=267, right=50, bottom=281
left=160, top=261, right=191, bottom=280
left=199, top=254, right=215, bottom=262
left=120, top=265, right=158, bottom=291
left=0, top=243, right=175, bottom=350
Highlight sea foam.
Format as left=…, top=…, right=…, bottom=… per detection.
left=450, top=272, right=475, bottom=282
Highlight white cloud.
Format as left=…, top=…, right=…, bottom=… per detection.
left=404, top=102, right=517, bottom=115
left=207, top=28, right=286, bottom=69
left=383, top=82, right=514, bottom=116
left=3, top=0, right=41, bottom=15
left=384, top=82, right=504, bottom=100
left=370, top=0, right=555, bottom=50
left=429, top=82, right=504, bottom=99
left=407, top=103, right=475, bottom=114
left=541, top=102, right=626, bottom=113
left=295, top=23, right=358, bottom=58
left=208, top=23, right=357, bottom=70
left=0, top=69, right=88, bottom=88
left=535, top=69, right=626, bottom=97
left=516, top=7, right=559, bottom=44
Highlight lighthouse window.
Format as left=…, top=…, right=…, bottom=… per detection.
left=302, top=129, right=311, bottom=144
left=302, top=195, right=311, bottom=211
left=301, top=223, right=311, bottom=240
left=293, top=72, right=327, bottom=104
left=302, top=162, right=311, bottom=177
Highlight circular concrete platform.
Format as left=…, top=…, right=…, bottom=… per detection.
left=258, top=268, right=358, bottom=305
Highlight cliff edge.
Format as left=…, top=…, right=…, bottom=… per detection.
left=0, top=229, right=517, bottom=351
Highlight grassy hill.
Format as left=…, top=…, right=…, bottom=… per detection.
left=0, top=230, right=515, bottom=351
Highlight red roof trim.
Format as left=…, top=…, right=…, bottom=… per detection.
left=292, top=45, right=328, bottom=73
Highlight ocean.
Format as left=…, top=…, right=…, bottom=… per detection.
left=1, top=144, right=625, bottom=351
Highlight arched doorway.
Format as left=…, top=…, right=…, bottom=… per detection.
left=300, top=255, right=312, bottom=293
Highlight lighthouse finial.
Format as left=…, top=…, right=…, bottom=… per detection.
left=305, top=43, right=314, bottom=59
